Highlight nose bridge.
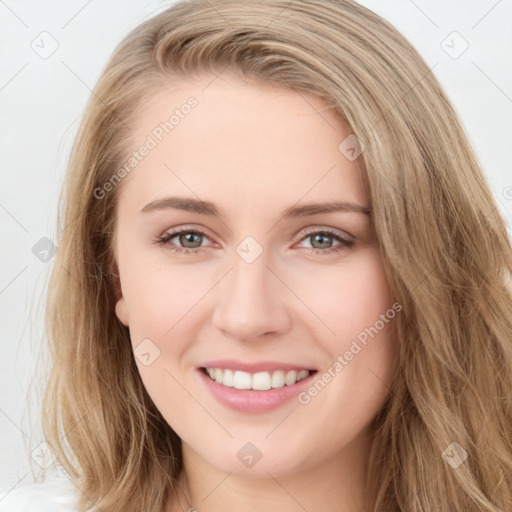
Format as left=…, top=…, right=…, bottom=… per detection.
left=212, top=243, right=291, bottom=340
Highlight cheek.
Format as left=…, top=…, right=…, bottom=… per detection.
left=120, top=255, right=208, bottom=342
left=120, top=263, right=199, bottom=422
left=121, top=245, right=394, bottom=369
left=118, top=257, right=217, bottom=405
left=294, top=248, right=394, bottom=346
left=117, top=244, right=398, bottom=474
left=294, top=249, right=397, bottom=411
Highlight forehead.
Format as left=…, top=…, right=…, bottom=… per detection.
left=119, top=74, right=367, bottom=215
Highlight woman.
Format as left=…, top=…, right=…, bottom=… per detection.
left=3, top=0, right=511, bottom=511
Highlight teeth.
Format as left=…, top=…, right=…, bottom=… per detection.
left=297, top=369, right=309, bottom=381
left=205, top=368, right=311, bottom=390
left=284, top=370, right=297, bottom=385
left=222, top=369, right=234, bottom=387
left=233, top=371, right=252, bottom=389
left=271, top=370, right=285, bottom=388
left=252, top=372, right=271, bottom=391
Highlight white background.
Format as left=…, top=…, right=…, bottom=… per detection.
left=1, top=0, right=511, bottom=493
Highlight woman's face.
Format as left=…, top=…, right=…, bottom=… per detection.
left=113, top=73, right=397, bottom=480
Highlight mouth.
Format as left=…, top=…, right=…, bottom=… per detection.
left=196, top=359, right=318, bottom=413
left=198, top=365, right=318, bottom=413
left=200, top=367, right=317, bottom=391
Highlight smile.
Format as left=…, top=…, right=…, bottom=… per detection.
left=197, top=359, right=318, bottom=413
left=203, top=367, right=312, bottom=390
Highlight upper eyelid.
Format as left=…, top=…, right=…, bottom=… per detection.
left=163, top=225, right=217, bottom=244
left=299, top=226, right=354, bottom=240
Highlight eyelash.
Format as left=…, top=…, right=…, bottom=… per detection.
left=154, top=227, right=355, bottom=256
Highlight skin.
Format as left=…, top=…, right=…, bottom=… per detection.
left=113, top=72, right=397, bottom=512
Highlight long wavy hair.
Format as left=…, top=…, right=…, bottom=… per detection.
left=40, top=0, right=512, bottom=510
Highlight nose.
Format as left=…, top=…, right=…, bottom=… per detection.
left=212, top=251, right=292, bottom=342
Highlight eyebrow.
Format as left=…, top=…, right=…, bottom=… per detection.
left=140, top=196, right=371, bottom=218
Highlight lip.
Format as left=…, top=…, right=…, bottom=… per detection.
left=198, top=359, right=315, bottom=373
left=197, top=366, right=317, bottom=414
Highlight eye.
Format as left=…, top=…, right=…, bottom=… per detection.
left=154, top=226, right=355, bottom=256
left=154, top=227, right=213, bottom=254
left=295, top=228, right=354, bottom=255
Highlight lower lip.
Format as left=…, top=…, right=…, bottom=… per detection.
left=198, top=369, right=316, bottom=414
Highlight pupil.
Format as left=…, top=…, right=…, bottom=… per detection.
left=313, top=233, right=332, bottom=249
left=181, top=232, right=202, bottom=248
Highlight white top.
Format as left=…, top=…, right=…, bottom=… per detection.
left=0, top=477, right=87, bottom=512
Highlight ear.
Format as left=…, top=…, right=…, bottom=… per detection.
left=113, top=272, right=129, bottom=327
left=115, top=297, right=129, bottom=327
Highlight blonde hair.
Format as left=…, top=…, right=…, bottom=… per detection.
left=41, top=1, right=512, bottom=510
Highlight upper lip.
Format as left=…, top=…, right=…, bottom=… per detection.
left=198, top=359, right=316, bottom=373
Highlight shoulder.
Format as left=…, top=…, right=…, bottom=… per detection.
left=0, top=477, right=86, bottom=512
